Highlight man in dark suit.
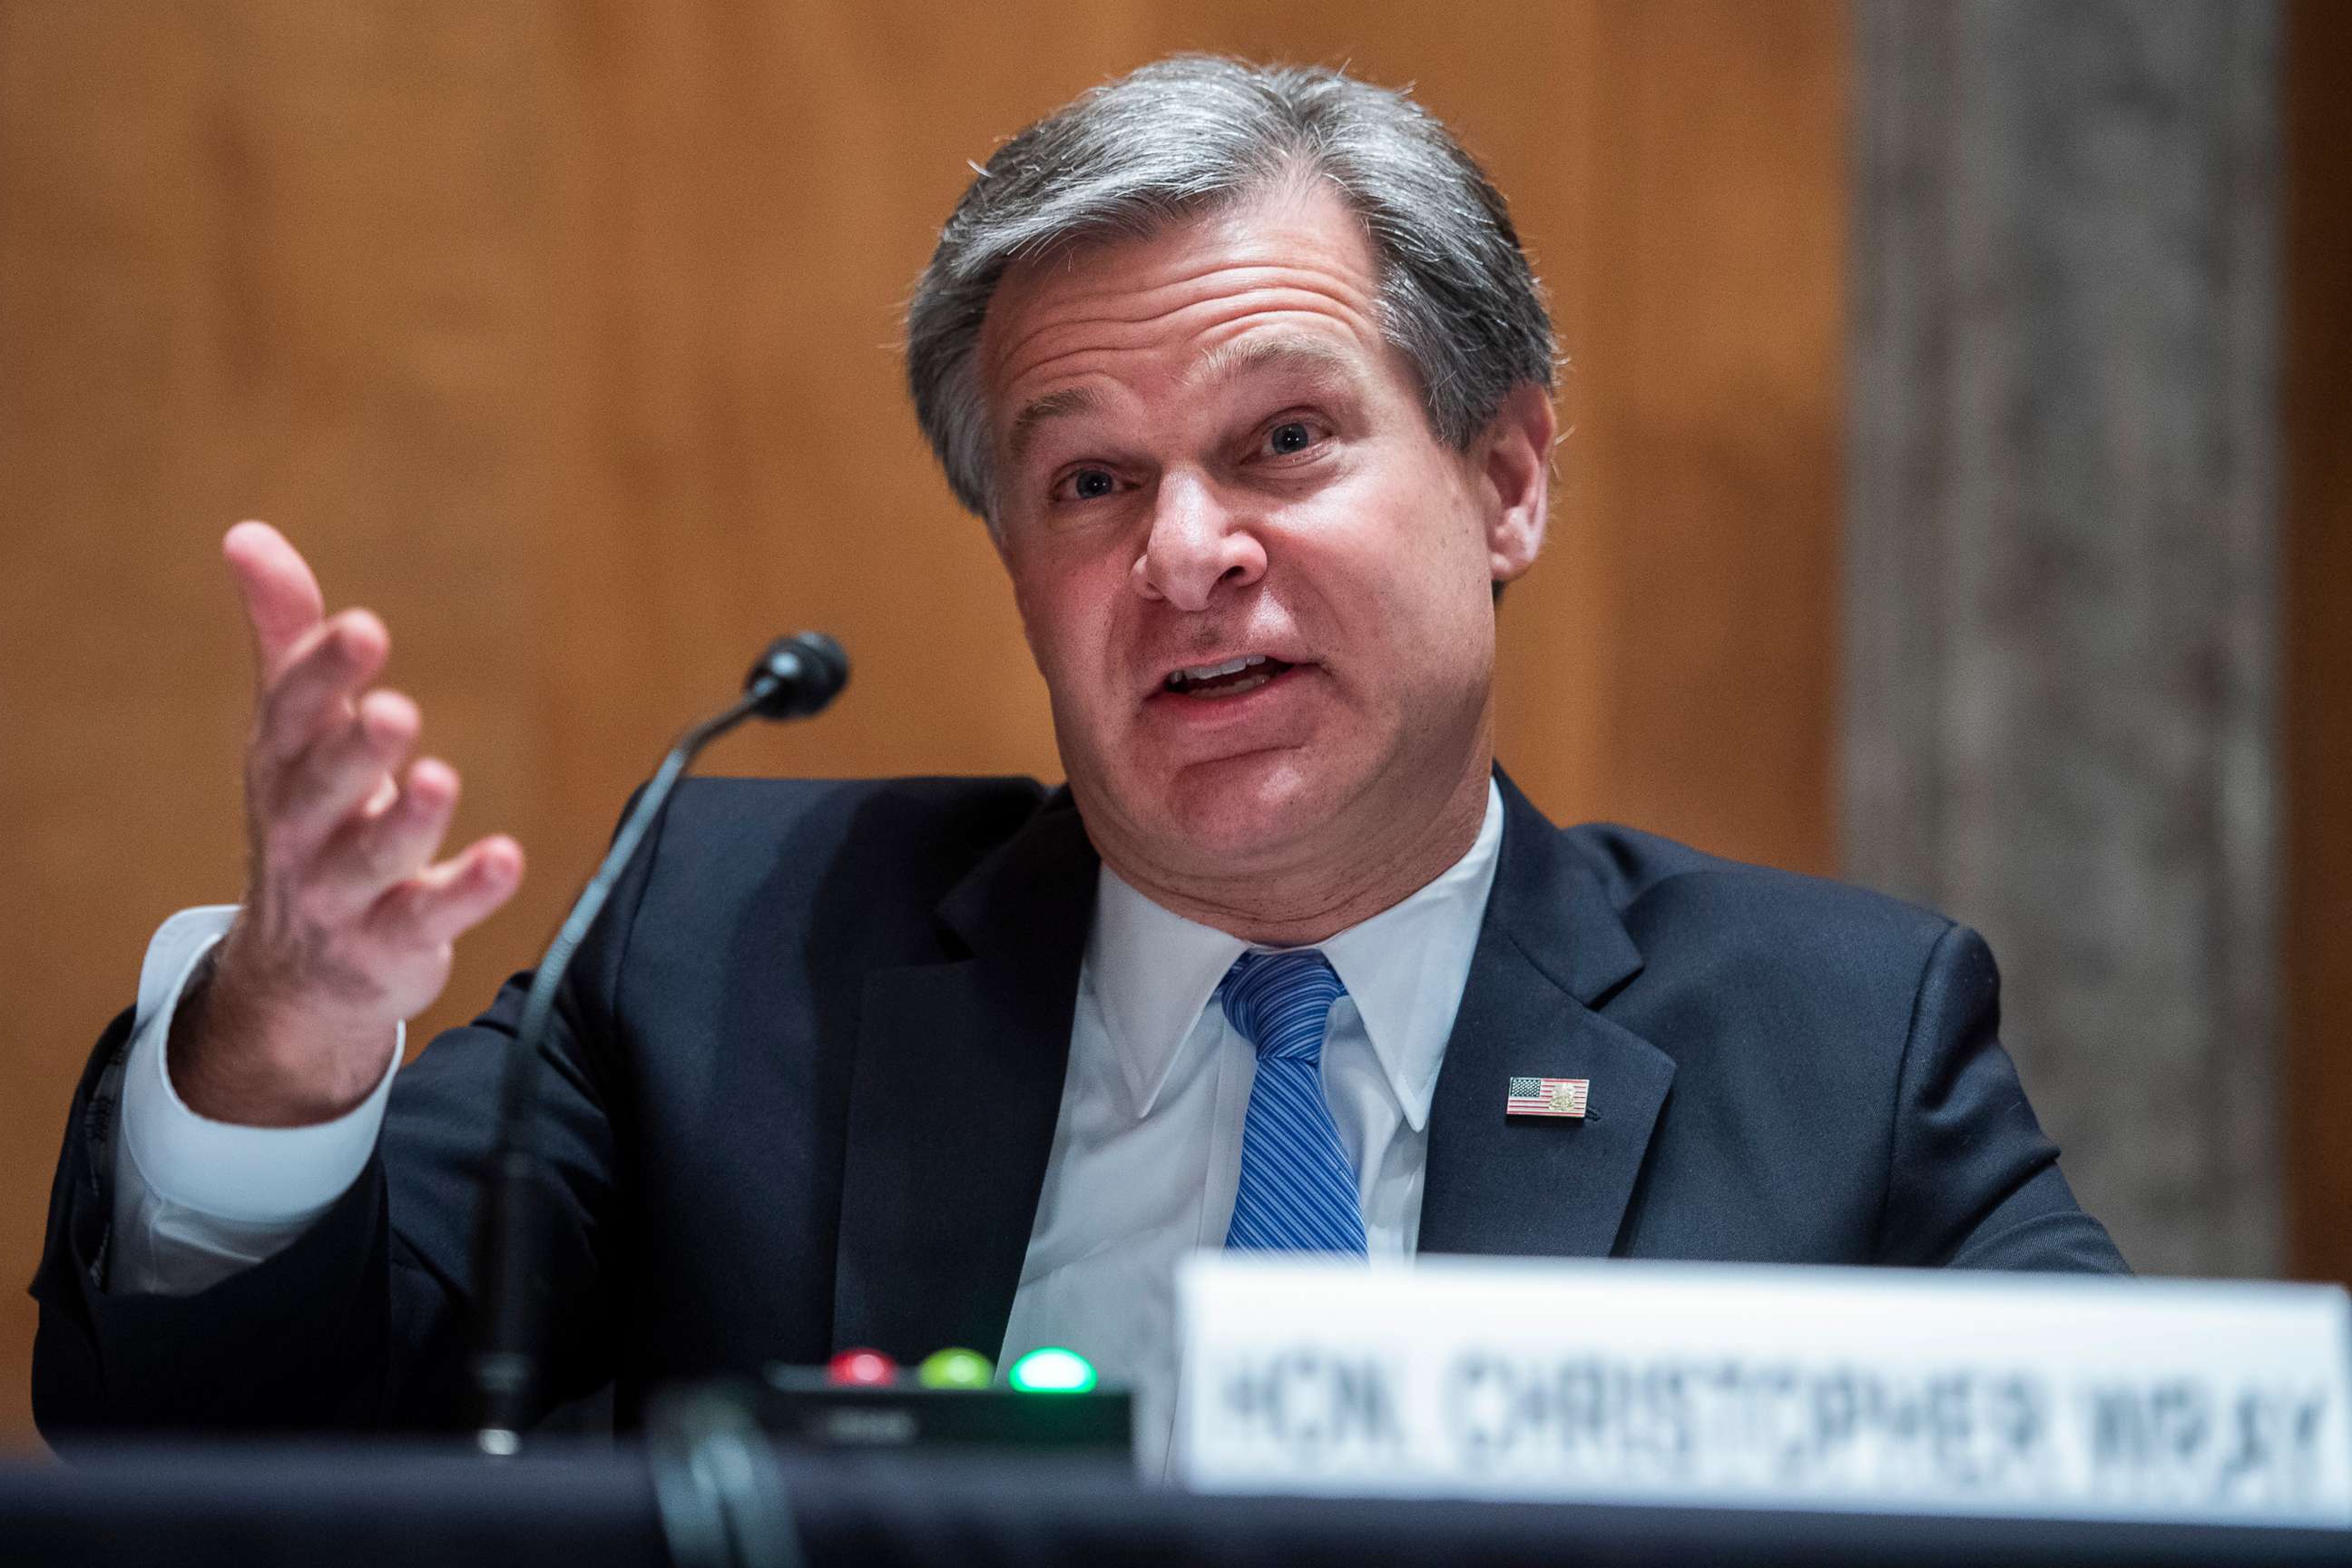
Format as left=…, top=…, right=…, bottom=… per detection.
left=31, top=56, right=2122, bottom=1465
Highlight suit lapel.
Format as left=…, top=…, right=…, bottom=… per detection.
left=1418, top=775, right=1675, bottom=1258
left=828, top=772, right=1669, bottom=1347
left=830, top=794, right=1097, bottom=1359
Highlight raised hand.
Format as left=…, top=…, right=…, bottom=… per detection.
left=169, top=522, right=524, bottom=1126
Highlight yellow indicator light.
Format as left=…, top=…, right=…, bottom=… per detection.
left=916, top=1348, right=993, bottom=1389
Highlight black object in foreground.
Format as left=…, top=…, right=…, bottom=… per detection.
left=7, top=1443, right=2348, bottom=1568
left=640, top=1369, right=1132, bottom=1568
left=472, top=632, right=850, bottom=1456
left=745, top=1367, right=1132, bottom=1453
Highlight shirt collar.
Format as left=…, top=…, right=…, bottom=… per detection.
left=1089, top=778, right=1506, bottom=1130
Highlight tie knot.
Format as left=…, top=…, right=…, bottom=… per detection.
left=1219, top=949, right=1345, bottom=1063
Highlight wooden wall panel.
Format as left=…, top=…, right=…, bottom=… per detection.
left=2284, top=0, right=2352, bottom=1286
left=1507, top=2, right=1846, bottom=873
left=0, top=0, right=1846, bottom=1446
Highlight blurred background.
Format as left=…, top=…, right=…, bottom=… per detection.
left=0, top=0, right=2342, bottom=1450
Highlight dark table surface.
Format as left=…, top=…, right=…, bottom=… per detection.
left=3, top=1441, right=2349, bottom=1568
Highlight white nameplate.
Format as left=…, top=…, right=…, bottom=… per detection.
left=1175, top=1256, right=2352, bottom=1529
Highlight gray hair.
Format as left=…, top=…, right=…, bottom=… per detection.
left=905, top=55, right=1556, bottom=526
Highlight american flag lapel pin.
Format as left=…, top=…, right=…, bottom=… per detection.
left=1506, top=1075, right=1589, bottom=1119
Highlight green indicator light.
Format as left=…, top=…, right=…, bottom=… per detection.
left=1008, top=1347, right=1097, bottom=1394
left=916, top=1348, right=994, bottom=1389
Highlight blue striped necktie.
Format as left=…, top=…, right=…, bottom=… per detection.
left=1219, top=949, right=1368, bottom=1255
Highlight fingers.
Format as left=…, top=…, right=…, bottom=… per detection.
left=209, top=521, right=525, bottom=1091
left=367, top=834, right=525, bottom=950
left=224, top=521, right=327, bottom=690
left=230, top=522, right=391, bottom=777
left=270, top=689, right=419, bottom=843
left=302, top=751, right=453, bottom=923
left=252, top=610, right=390, bottom=766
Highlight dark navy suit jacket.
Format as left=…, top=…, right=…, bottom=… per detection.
left=30, top=771, right=2125, bottom=1437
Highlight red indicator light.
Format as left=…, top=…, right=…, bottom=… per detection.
left=827, top=1348, right=897, bottom=1387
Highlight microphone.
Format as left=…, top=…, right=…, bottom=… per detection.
left=472, top=633, right=849, bottom=1455
left=745, top=632, right=848, bottom=719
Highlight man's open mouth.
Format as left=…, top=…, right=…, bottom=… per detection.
left=1162, top=653, right=1298, bottom=699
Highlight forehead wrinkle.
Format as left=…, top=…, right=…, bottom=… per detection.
left=983, top=256, right=1380, bottom=388
left=990, top=292, right=1382, bottom=424
left=1018, top=256, right=1375, bottom=326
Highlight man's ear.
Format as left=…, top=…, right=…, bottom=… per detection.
left=1475, top=382, right=1554, bottom=584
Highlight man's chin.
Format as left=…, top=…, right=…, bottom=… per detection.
left=1140, top=750, right=1348, bottom=867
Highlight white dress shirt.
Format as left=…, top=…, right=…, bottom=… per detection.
left=107, top=779, right=1504, bottom=1475
left=109, top=906, right=403, bottom=1295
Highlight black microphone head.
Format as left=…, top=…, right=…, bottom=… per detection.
left=746, top=632, right=849, bottom=720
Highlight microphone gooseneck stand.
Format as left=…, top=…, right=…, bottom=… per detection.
left=472, top=633, right=848, bottom=1460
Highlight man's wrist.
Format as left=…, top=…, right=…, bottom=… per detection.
left=166, top=946, right=396, bottom=1128
left=113, top=903, right=400, bottom=1248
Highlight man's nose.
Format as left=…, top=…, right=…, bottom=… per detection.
left=1132, top=471, right=1267, bottom=611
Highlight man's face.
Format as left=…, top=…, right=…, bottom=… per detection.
left=978, top=181, right=1548, bottom=897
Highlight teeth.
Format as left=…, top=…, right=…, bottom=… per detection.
left=1167, top=653, right=1267, bottom=688
left=1184, top=671, right=1273, bottom=699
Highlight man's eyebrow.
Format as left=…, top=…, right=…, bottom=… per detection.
left=1006, top=386, right=1102, bottom=466
left=1189, top=335, right=1363, bottom=391
left=1003, top=338, right=1362, bottom=466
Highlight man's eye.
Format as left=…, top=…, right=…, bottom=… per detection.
left=1053, top=467, right=1120, bottom=504
left=1263, top=420, right=1324, bottom=457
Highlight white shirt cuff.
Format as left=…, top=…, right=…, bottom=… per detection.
left=109, top=906, right=402, bottom=1293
